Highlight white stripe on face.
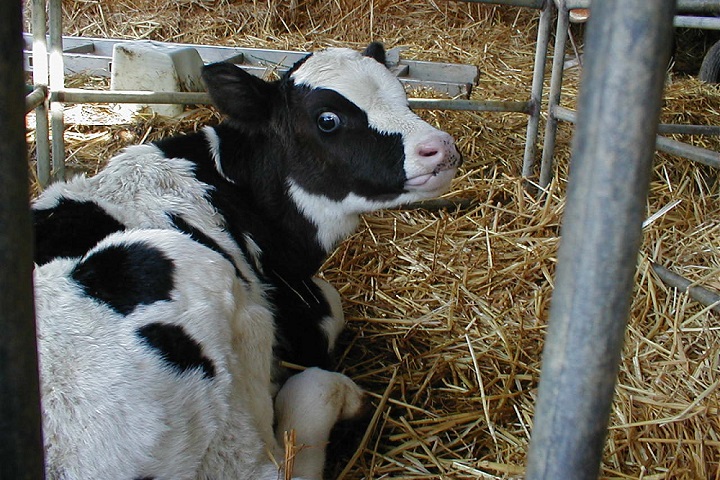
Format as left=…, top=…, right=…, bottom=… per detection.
left=290, top=48, right=461, bottom=191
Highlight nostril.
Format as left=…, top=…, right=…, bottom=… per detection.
left=418, top=145, right=440, bottom=158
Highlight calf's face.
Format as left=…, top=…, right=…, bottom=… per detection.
left=287, top=44, right=462, bottom=203
left=202, top=43, right=462, bottom=249
left=203, top=43, right=461, bottom=201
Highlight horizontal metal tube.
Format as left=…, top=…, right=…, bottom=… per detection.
left=564, top=0, right=590, bottom=8
left=409, top=98, right=531, bottom=112
left=656, top=135, right=720, bottom=168
left=53, top=88, right=211, bottom=104
left=553, top=105, right=576, bottom=122
left=53, top=88, right=532, bottom=113
left=651, top=263, right=720, bottom=314
left=674, top=15, right=720, bottom=29
left=556, top=106, right=720, bottom=136
left=676, top=0, right=720, bottom=13
left=657, top=123, right=720, bottom=135
left=566, top=0, right=720, bottom=12
left=459, top=0, right=545, bottom=9
left=555, top=106, right=720, bottom=168
left=25, top=86, right=46, bottom=113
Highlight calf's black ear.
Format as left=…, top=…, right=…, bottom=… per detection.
left=363, top=42, right=387, bottom=67
left=202, top=62, right=276, bottom=126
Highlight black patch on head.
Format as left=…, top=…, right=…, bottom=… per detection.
left=287, top=86, right=407, bottom=202
left=137, top=322, right=216, bottom=379
left=363, top=42, right=387, bottom=66
left=71, top=241, right=174, bottom=316
left=33, top=198, right=126, bottom=265
left=167, top=213, right=248, bottom=283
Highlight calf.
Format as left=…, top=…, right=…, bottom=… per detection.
left=32, top=42, right=462, bottom=479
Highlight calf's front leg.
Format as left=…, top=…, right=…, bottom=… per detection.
left=274, top=367, right=366, bottom=479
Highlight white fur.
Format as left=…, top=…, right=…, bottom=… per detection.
left=275, top=367, right=366, bottom=479
left=287, top=179, right=451, bottom=252
left=312, top=278, right=346, bottom=352
left=203, top=126, right=235, bottom=184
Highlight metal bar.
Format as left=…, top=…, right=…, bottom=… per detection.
left=656, top=135, right=720, bottom=168
left=522, top=0, right=554, bottom=177
left=53, top=88, right=212, bottom=104
left=525, top=2, right=675, bottom=480
left=555, top=105, right=720, bottom=167
left=25, top=85, right=46, bottom=113
left=552, top=104, right=575, bottom=122
left=53, top=88, right=531, bottom=113
left=460, top=0, right=546, bottom=9
left=49, top=0, right=65, bottom=181
left=564, top=0, right=590, bottom=9
left=657, top=123, right=720, bottom=135
left=566, top=0, right=720, bottom=15
left=557, top=104, right=720, bottom=136
left=673, top=15, right=720, bottom=30
left=538, top=0, right=569, bottom=188
left=651, top=263, right=720, bottom=314
left=676, top=0, right=720, bottom=13
left=408, top=98, right=530, bottom=112
left=32, top=0, right=50, bottom=187
left=0, top=0, right=45, bottom=478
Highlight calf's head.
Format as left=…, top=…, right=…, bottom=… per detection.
left=202, top=43, right=462, bottom=250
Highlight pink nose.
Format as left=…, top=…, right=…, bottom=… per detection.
left=415, top=132, right=462, bottom=171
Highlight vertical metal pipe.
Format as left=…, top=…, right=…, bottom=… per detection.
left=525, top=1, right=675, bottom=479
left=48, top=0, right=65, bottom=181
left=32, top=0, right=51, bottom=188
left=0, top=0, right=45, bottom=478
left=522, top=0, right=554, bottom=178
left=537, top=0, right=569, bottom=189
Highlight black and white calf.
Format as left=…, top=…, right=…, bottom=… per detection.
left=32, top=43, right=462, bottom=479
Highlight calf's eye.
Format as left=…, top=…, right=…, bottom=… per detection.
left=317, top=112, right=341, bottom=133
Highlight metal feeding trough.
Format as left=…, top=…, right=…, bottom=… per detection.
left=23, top=34, right=479, bottom=116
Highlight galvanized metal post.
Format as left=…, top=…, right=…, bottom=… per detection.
left=49, top=0, right=65, bottom=181
left=538, top=0, right=569, bottom=189
left=525, top=1, right=675, bottom=479
left=32, top=0, right=51, bottom=188
left=522, top=0, right=554, bottom=178
left=0, top=0, right=45, bottom=478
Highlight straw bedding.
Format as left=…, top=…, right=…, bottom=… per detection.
left=26, top=1, right=719, bottom=478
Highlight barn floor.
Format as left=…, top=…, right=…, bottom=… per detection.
left=26, top=1, right=720, bottom=478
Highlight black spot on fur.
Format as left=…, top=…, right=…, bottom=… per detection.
left=137, top=322, right=216, bottom=379
left=33, top=198, right=125, bottom=265
left=71, top=242, right=174, bottom=316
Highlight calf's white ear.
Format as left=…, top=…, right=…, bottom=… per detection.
left=202, top=62, right=276, bottom=126
left=362, top=42, right=387, bottom=67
